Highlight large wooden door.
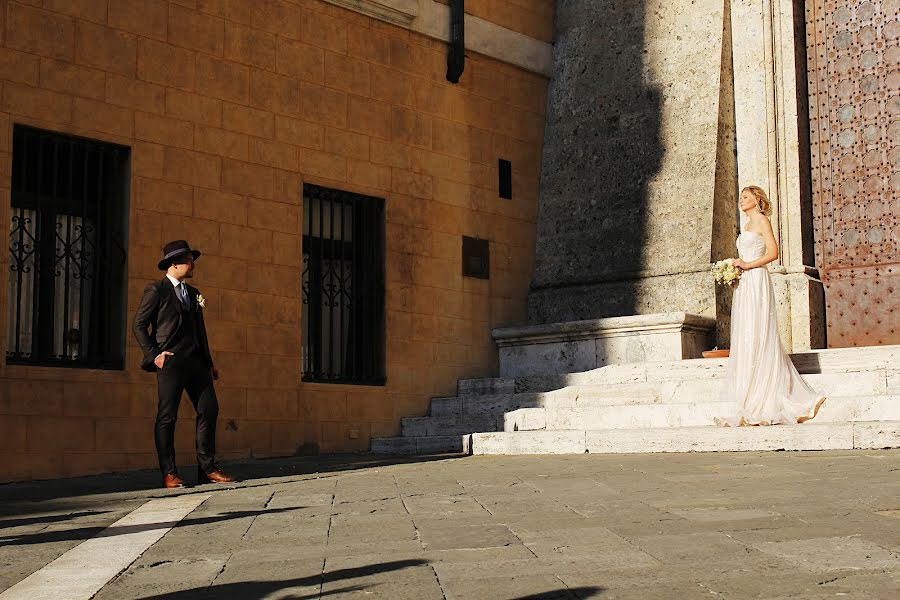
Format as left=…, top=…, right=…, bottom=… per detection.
left=806, top=0, right=899, bottom=347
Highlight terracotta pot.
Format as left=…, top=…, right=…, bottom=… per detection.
left=702, top=349, right=730, bottom=358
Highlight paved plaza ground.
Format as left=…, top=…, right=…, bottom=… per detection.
left=1, top=450, right=899, bottom=599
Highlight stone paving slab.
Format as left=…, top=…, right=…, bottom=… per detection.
left=417, top=521, right=521, bottom=551
left=94, top=555, right=229, bottom=599
left=402, top=494, right=489, bottom=517
left=751, top=536, right=900, bottom=572
left=441, top=573, right=599, bottom=600
left=1, top=450, right=899, bottom=599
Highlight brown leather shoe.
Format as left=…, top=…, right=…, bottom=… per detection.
left=198, top=469, right=235, bottom=484
left=163, top=474, right=185, bottom=489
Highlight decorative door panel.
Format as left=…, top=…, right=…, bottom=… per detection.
left=806, top=0, right=899, bottom=347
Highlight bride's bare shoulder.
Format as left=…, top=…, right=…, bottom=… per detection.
left=749, top=214, right=774, bottom=232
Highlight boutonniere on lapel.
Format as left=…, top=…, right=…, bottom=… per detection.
left=196, top=294, right=206, bottom=309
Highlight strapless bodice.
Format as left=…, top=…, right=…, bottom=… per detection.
left=737, top=231, right=766, bottom=261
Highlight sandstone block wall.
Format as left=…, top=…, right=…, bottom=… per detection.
left=0, top=0, right=548, bottom=481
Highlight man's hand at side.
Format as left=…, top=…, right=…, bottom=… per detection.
left=154, top=351, right=174, bottom=369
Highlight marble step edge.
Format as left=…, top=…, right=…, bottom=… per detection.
left=468, top=421, right=900, bottom=455
left=503, top=395, right=900, bottom=432
left=401, top=414, right=500, bottom=437
left=429, top=391, right=569, bottom=416
left=503, top=361, right=897, bottom=394
left=518, top=387, right=896, bottom=411
left=568, top=370, right=896, bottom=397
left=456, top=345, right=900, bottom=395
left=370, top=435, right=469, bottom=455
left=457, top=377, right=516, bottom=396
left=433, top=373, right=896, bottom=416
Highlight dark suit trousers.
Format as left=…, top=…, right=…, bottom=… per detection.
left=155, top=349, right=219, bottom=476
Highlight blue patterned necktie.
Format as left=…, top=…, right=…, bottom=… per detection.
left=178, top=283, right=189, bottom=308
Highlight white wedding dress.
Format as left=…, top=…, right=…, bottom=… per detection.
left=715, top=230, right=826, bottom=426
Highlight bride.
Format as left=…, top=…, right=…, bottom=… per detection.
left=715, top=186, right=826, bottom=426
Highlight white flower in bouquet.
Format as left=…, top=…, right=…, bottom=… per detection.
left=197, top=294, right=206, bottom=308
left=712, top=259, right=743, bottom=287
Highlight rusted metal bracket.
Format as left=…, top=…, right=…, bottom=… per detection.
left=446, top=0, right=465, bottom=83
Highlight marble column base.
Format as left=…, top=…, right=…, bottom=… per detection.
left=770, top=266, right=826, bottom=352
left=492, top=312, right=716, bottom=377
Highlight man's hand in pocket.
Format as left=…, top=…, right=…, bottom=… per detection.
left=154, top=351, right=174, bottom=369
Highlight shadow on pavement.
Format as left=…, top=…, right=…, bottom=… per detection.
left=0, top=506, right=307, bottom=547
left=0, top=510, right=112, bottom=529
left=0, top=453, right=464, bottom=518
left=513, top=587, right=605, bottom=599
left=128, top=559, right=428, bottom=600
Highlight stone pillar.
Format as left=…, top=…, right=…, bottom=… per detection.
left=731, top=0, right=826, bottom=351
left=528, top=0, right=733, bottom=341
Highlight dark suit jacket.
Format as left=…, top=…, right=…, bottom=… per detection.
left=132, top=278, right=214, bottom=372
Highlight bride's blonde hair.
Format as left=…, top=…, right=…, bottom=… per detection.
left=742, top=185, right=772, bottom=216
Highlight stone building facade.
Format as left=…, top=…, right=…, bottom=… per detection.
left=3, top=0, right=894, bottom=481
left=0, top=0, right=551, bottom=481
left=529, top=0, right=896, bottom=356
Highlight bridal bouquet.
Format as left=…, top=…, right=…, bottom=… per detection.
left=712, top=259, right=743, bottom=287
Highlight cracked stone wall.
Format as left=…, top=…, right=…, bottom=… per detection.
left=528, top=0, right=737, bottom=336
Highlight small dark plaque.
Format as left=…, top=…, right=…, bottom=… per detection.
left=462, top=236, right=490, bottom=279
left=498, top=159, right=512, bottom=199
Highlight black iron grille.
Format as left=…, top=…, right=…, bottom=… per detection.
left=301, top=184, right=385, bottom=385
left=7, top=125, right=130, bottom=369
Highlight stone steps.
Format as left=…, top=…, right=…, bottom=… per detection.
left=454, top=345, right=899, bottom=395
left=504, top=395, right=900, bottom=431
left=369, top=345, right=900, bottom=456
left=433, top=369, right=895, bottom=418
left=469, top=421, right=900, bottom=454
left=497, top=367, right=897, bottom=432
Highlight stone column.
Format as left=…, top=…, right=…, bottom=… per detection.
left=731, top=0, right=826, bottom=351
left=528, top=0, right=732, bottom=337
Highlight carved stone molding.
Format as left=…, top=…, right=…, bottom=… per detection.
left=323, top=0, right=418, bottom=27
left=321, top=0, right=553, bottom=76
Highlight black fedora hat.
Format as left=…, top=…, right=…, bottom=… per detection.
left=158, top=240, right=201, bottom=271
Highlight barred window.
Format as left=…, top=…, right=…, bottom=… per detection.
left=302, top=184, right=385, bottom=385
left=7, top=126, right=130, bottom=369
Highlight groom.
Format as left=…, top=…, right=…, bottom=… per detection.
left=133, top=240, right=234, bottom=488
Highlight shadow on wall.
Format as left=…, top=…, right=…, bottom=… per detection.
left=528, top=0, right=739, bottom=335
left=528, top=0, right=663, bottom=324
left=711, top=0, right=740, bottom=348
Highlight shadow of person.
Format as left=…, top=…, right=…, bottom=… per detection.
left=0, top=510, right=112, bottom=530
left=0, top=507, right=308, bottom=547
left=129, top=559, right=429, bottom=600
left=513, top=586, right=606, bottom=599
